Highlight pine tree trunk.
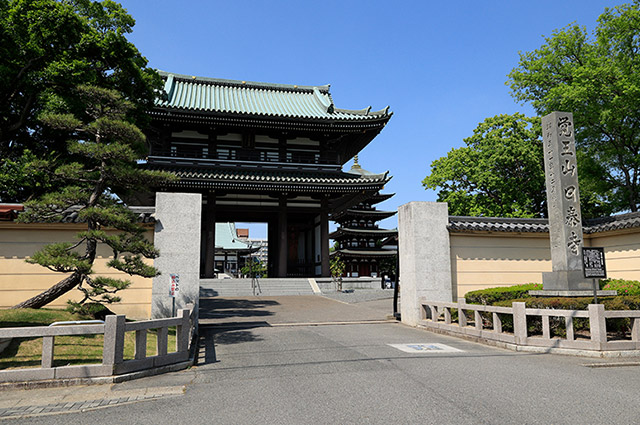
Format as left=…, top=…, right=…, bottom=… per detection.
left=11, top=272, right=83, bottom=309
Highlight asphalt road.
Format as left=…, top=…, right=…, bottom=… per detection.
left=4, top=294, right=640, bottom=424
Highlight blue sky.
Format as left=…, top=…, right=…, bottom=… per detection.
left=120, top=0, right=623, bottom=238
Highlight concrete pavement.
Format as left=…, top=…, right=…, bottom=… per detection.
left=3, top=292, right=640, bottom=424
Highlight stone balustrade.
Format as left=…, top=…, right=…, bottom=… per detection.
left=0, top=305, right=194, bottom=383
left=420, top=298, right=640, bottom=353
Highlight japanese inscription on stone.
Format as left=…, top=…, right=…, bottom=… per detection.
left=542, top=112, right=584, bottom=272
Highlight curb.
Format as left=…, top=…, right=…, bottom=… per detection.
left=414, top=323, right=640, bottom=358
left=0, top=359, right=194, bottom=392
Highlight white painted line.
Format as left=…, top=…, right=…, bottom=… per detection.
left=308, top=278, right=322, bottom=294
left=388, top=343, right=464, bottom=353
left=583, top=362, right=640, bottom=368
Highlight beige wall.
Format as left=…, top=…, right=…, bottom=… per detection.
left=589, top=231, right=640, bottom=281
left=450, top=229, right=640, bottom=299
left=0, top=223, right=154, bottom=319
left=450, top=233, right=551, bottom=298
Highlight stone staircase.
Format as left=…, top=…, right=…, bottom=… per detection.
left=200, top=278, right=315, bottom=297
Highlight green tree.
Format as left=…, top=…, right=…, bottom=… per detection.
left=330, top=256, right=345, bottom=292
left=241, top=258, right=266, bottom=277
left=0, top=0, right=161, bottom=202
left=423, top=114, right=547, bottom=218
left=379, top=255, right=397, bottom=277
left=508, top=1, right=640, bottom=213
left=13, top=86, right=173, bottom=310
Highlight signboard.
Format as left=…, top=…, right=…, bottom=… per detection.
left=582, top=247, right=607, bottom=279
left=169, top=273, right=180, bottom=297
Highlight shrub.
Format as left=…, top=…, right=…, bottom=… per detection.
left=465, top=283, right=542, bottom=305
left=66, top=302, right=114, bottom=320
left=601, top=279, right=640, bottom=296
left=463, top=283, right=640, bottom=337
left=492, top=296, right=640, bottom=336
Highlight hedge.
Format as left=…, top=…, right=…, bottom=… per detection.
left=463, top=281, right=640, bottom=337
left=601, top=279, right=640, bottom=296
left=464, top=283, right=542, bottom=305
left=490, top=296, right=640, bottom=336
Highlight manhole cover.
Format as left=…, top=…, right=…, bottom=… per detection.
left=388, top=343, right=463, bottom=353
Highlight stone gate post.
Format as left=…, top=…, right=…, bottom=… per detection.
left=152, top=192, right=202, bottom=319
left=398, top=202, right=453, bottom=326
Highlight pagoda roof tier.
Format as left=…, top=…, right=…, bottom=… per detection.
left=148, top=164, right=390, bottom=193
left=332, top=208, right=397, bottom=221
left=366, top=193, right=395, bottom=205
left=329, top=228, right=398, bottom=239
left=332, top=249, right=398, bottom=259
left=156, top=72, right=392, bottom=124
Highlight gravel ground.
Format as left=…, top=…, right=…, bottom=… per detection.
left=320, top=288, right=396, bottom=303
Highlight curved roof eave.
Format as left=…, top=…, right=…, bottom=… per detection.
left=155, top=71, right=392, bottom=123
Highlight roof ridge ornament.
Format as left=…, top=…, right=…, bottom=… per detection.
left=313, top=87, right=334, bottom=113
left=162, top=74, right=175, bottom=102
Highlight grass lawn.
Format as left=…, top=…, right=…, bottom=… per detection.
left=0, top=309, right=177, bottom=370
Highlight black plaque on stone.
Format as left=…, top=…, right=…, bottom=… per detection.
left=582, top=247, right=607, bottom=279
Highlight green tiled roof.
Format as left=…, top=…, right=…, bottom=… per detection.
left=157, top=71, right=391, bottom=121
left=151, top=165, right=390, bottom=191
left=215, top=222, right=254, bottom=251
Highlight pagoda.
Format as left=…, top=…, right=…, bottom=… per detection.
left=330, top=157, right=397, bottom=278
left=141, top=72, right=393, bottom=278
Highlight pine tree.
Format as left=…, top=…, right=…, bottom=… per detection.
left=13, top=85, right=173, bottom=310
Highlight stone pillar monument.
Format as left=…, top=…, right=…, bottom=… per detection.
left=533, top=112, right=615, bottom=296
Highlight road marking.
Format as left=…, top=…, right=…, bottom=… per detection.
left=308, top=278, right=322, bottom=294
left=583, top=362, right=640, bottom=368
left=388, top=343, right=464, bottom=353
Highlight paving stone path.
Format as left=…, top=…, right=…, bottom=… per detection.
left=0, top=385, right=185, bottom=420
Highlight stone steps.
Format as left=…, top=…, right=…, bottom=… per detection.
left=200, top=278, right=314, bottom=297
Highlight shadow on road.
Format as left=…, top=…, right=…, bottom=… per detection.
left=199, top=299, right=280, bottom=320
left=196, top=322, right=270, bottom=365
left=199, top=288, right=220, bottom=297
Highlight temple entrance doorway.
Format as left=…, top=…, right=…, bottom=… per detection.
left=200, top=203, right=327, bottom=278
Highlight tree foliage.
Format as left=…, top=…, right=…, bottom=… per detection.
left=241, top=258, right=266, bottom=277
left=508, top=1, right=640, bottom=213
left=330, top=256, right=345, bottom=291
left=423, top=114, right=547, bottom=218
left=13, top=86, right=173, bottom=310
left=0, top=0, right=162, bottom=202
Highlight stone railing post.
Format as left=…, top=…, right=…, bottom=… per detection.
left=430, top=305, right=438, bottom=322
left=632, top=317, right=640, bottom=344
left=103, top=315, right=126, bottom=366
left=458, top=298, right=467, bottom=327
left=512, top=302, right=527, bottom=345
left=589, top=304, right=607, bottom=349
left=177, top=308, right=191, bottom=353
left=41, top=336, right=54, bottom=369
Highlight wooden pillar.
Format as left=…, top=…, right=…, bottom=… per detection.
left=268, top=216, right=277, bottom=277
left=279, top=137, right=287, bottom=162
left=320, top=197, right=330, bottom=277
left=207, top=129, right=217, bottom=159
left=278, top=196, right=288, bottom=277
left=203, top=191, right=216, bottom=278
